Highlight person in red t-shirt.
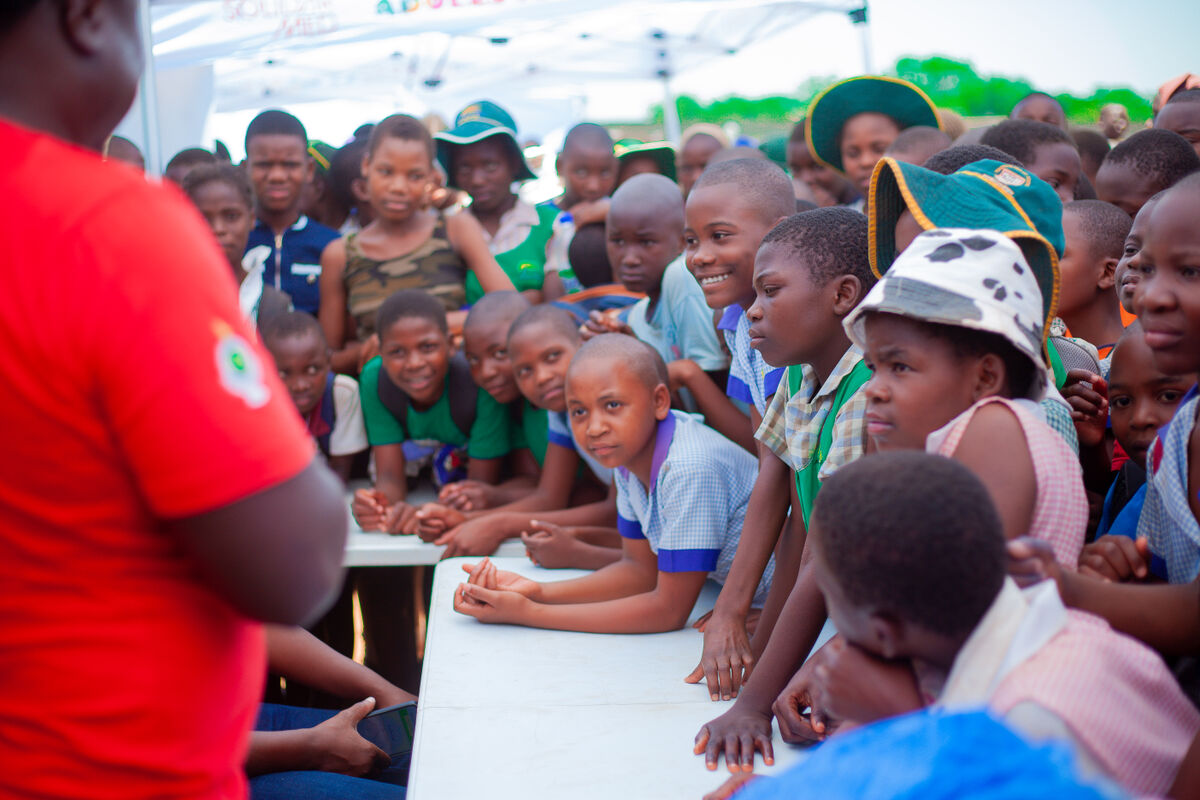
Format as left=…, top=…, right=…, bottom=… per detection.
left=0, top=2, right=349, bottom=799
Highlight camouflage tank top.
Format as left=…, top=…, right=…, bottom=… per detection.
left=343, top=217, right=467, bottom=339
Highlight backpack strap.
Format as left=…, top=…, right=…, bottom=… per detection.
left=446, top=353, right=478, bottom=439
left=375, top=361, right=410, bottom=437
left=375, top=353, right=478, bottom=442
left=316, top=372, right=337, bottom=456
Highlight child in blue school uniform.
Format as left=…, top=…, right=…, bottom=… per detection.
left=1067, top=322, right=1192, bottom=581
left=669, top=158, right=794, bottom=452
left=454, top=334, right=771, bottom=633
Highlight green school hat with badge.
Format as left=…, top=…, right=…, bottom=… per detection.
left=868, top=157, right=1064, bottom=340
left=308, top=140, right=336, bottom=175
left=806, top=75, right=941, bottom=173
left=845, top=228, right=1050, bottom=400
left=434, top=100, right=537, bottom=188
left=615, top=138, right=677, bottom=181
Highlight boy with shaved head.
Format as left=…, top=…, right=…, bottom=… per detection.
left=584, top=173, right=728, bottom=397
left=453, top=334, right=767, bottom=633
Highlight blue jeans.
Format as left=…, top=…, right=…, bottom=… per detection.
left=250, top=703, right=407, bottom=800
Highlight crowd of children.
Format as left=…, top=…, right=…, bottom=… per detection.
left=137, top=72, right=1200, bottom=798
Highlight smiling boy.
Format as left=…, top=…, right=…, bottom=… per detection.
left=678, top=158, right=792, bottom=451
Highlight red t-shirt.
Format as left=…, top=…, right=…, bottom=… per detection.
left=0, top=120, right=314, bottom=799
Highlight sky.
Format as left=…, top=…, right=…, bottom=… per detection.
left=123, top=0, right=1200, bottom=164
left=659, top=0, right=1199, bottom=110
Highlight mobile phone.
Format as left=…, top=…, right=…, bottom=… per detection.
left=357, top=701, right=418, bottom=765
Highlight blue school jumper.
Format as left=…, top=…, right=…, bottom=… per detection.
left=245, top=215, right=339, bottom=315
left=614, top=411, right=772, bottom=603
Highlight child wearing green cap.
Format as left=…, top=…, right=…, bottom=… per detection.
left=867, top=156, right=1085, bottom=453
left=435, top=100, right=557, bottom=305
left=805, top=75, right=942, bottom=202
left=615, top=138, right=677, bottom=186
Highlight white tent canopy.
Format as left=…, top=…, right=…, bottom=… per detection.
left=121, top=0, right=869, bottom=171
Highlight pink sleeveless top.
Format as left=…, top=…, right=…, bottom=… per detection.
left=930, top=396, right=1086, bottom=569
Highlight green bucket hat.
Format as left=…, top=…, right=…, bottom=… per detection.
left=615, top=138, right=677, bottom=181
left=806, top=76, right=941, bottom=173
left=868, top=157, right=1065, bottom=339
left=758, top=135, right=789, bottom=169
left=434, top=100, right=536, bottom=188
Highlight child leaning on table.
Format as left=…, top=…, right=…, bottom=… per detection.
left=262, top=311, right=368, bottom=485
left=453, top=334, right=771, bottom=633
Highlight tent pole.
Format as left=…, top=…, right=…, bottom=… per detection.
left=137, top=0, right=163, bottom=175
left=662, top=75, right=682, bottom=146
left=850, top=3, right=873, bottom=74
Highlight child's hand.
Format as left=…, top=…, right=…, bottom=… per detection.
left=414, top=503, right=467, bottom=541
left=567, top=198, right=610, bottom=227
left=811, top=637, right=923, bottom=727
left=685, top=610, right=755, bottom=701
left=437, top=515, right=504, bottom=559
left=693, top=704, right=774, bottom=773
left=667, top=358, right=700, bottom=392
left=304, top=697, right=392, bottom=777
left=1079, top=535, right=1152, bottom=582
left=461, top=558, right=541, bottom=598
left=438, top=480, right=495, bottom=512
left=351, top=489, right=391, bottom=531
left=519, top=521, right=584, bottom=568
left=383, top=501, right=420, bottom=536
left=580, top=310, right=632, bottom=341
left=703, top=773, right=761, bottom=800
left=771, top=647, right=836, bottom=746
left=1006, top=536, right=1064, bottom=590
left=452, top=582, right=530, bottom=625
left=1061, top=369, right=1108, bottom=449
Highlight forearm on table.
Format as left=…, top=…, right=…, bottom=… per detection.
left=485, top=475, right=539, bottom=506
left=522, top=592, right=694, bottom=633
left=510, top=498, right=617, bottom=530
left=536, top=555, right=657, bottom=604
left=572, top=526, right=622, bottom=547
left=711, top=456, right=791, bottom=620
left=733, top=562, right=828, bottom=713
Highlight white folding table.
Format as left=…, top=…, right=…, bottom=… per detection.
left=343, top=529, right=528, bottom=567
left=406, top=557, right=810, bottom=799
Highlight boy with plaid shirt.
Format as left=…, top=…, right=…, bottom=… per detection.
left=688, top=208, right=876, bottom=700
